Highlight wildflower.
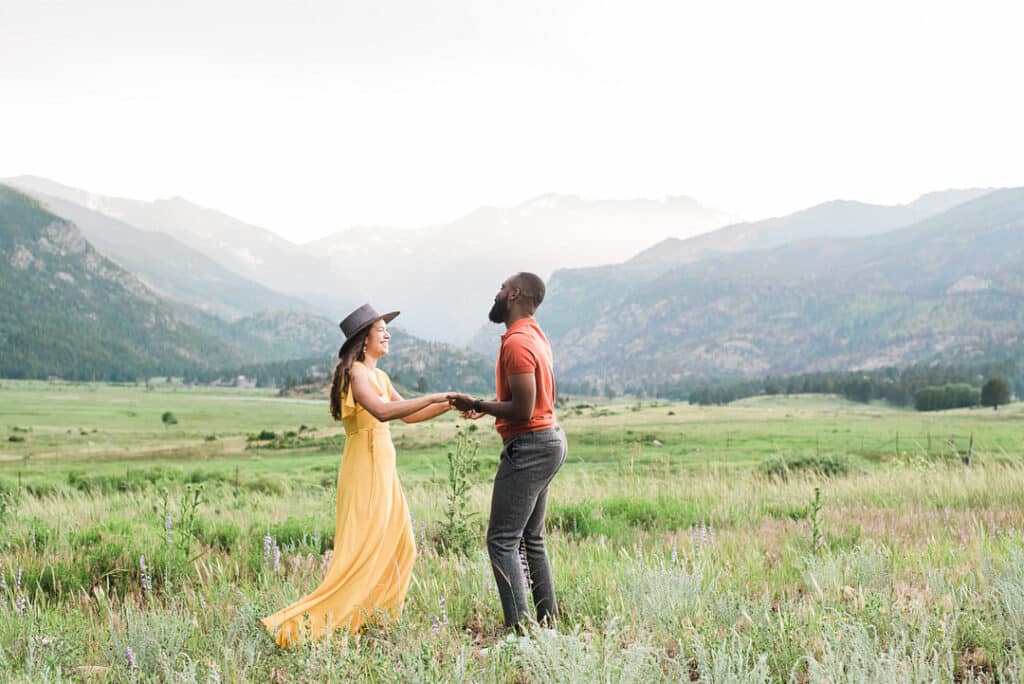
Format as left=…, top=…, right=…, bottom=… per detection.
left=16, top=566, right=22, bottom=591
left=670, top=541, right=678, bottom=566
left=263, top=534, right=273, bottom=564
left=320, top=549, right=333, bottom=571
left=165, top=515, right=173, bottom=546
left=139, top=556, right=153, bottom=594
left=273, top=544, right=281, bottom=572
left=439, top=596, right=448, bottom=626
left=15, top=595, right=27, bottom=614
left=430, top=614, right=442, bottom=634
left=692, top=526, right=700, bottom=554
left=700, top=521, right=708, bottom=550
left=126, top=645, right=137, bottom=670
left=635, top=544, right=643, bottom=565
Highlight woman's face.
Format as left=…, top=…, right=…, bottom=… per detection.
left=364, top=319, right=391, bottom=358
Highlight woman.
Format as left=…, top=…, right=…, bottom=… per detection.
left=261, top=303, right=452, bottom=647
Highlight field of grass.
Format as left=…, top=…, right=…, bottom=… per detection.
left=2, top=379, right=1024, bottom=682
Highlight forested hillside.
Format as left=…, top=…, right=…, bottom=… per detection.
left=0, top=185, right=244, bottom=380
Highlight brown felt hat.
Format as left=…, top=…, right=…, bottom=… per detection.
left=338, top=303, right=399, bottom=355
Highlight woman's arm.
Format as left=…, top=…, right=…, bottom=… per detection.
left=350, top=364, right=449, bottom=422
left=392, top=384, right=453, bottom=423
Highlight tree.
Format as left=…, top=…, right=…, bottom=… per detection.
left=161, top=411, right=178, bottom=430
left=981, top=376, right=1011, bottom=410
left=416, top=376, right=429, bottom=393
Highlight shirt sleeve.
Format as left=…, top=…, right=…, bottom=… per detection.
left=503, top=335, right=537, bottom=375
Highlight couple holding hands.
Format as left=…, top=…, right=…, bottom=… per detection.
left=261, top=272, right=568, bottom=647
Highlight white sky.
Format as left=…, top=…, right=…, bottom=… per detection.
left=2, top=0, right=1023, bottom=243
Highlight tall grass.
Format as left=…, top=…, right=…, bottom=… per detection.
left=2, top=389, right=1024, bottom=681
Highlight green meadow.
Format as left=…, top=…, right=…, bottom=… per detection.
left=2, top=379, right=1024, bottom=682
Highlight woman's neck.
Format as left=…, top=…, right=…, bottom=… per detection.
left=361, top=353, right=379, bottom=371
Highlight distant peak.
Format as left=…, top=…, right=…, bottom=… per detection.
left=519, top=193, right=583, bottom=210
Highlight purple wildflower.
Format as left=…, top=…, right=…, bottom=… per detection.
left=430, top=614, right=442, bottom=634
left=439, top=596, right=448, bottom=626
left=700, top=521, right=708, bottom=550
left=692, top=526, right=700, bottom=554
left=635, top=544, right=643, bottom=566
left=126, top=645, right=137, bottom=670
left=273, top=544, right=281, bottom=572
left=165, top=515, right=173, bottom=545
left=16, top=566, right=21, bottom=591
left=15, top=595, right=26, bottom=614
left=670, top=541, right=678, bottom=566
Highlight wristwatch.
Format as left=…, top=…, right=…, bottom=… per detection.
left=472, top=398, right=483, bottom=413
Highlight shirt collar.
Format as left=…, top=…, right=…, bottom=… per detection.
left=501, top=316, right=534, bottom=339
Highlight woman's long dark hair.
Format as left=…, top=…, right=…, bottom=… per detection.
left=329, top=326, right=372, bottom=420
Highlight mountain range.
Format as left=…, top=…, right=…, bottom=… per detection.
left=306, top=193, right=736, bottom=341
left=3, top=174, right=1022, bottom=396
left=7, top=176, right=735, bottom=343
left=534, top=188, right=1024, bottom=393
left=0, top=184, right=491, bottom=389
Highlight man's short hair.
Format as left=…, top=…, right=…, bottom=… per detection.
left=514, top=272, right=546, bottom=306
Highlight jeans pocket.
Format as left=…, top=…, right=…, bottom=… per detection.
left=502, top=437, right=521, bottom=465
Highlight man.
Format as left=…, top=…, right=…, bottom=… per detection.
left=450, top=272, right=567, bottom=630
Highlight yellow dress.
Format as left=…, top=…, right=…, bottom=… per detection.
left=261, top=362, right=416, bottom=647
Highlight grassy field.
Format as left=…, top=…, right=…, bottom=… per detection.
left=2, top=380, right=1024, bottom=682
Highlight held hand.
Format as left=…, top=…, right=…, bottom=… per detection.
left=447, top=393, right=475, bottom=412
left=428, top=393, right=451, bottom=404
left=460, top=410, right=485, bottom=420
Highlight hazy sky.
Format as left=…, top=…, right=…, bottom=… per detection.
left=2, top=0, right=1022, bottom=243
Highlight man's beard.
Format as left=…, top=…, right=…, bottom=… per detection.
left=488, top=297, right=509, bottom=324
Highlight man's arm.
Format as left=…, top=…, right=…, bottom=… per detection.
left=450, top=373, right=535, bottom=422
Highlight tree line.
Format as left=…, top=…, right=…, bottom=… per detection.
left=683, top=360, right=1019, bottom=410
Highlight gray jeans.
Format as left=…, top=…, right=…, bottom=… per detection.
left=486, top=426, right=567, bottom=628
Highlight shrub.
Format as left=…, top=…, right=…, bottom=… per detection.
left=24, top=480, right=67, bottom=498
left=243, top=476, right=287, bottom=496
left=195, top=519, right=242, bottom=552
left=267, top=516, right=333, bottom=554
left=759, top=452, right=851, bottom=480
left=438, top=427, right=481, bottom=556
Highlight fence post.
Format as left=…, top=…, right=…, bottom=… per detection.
left=964, top=433, right=973, bottom=467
